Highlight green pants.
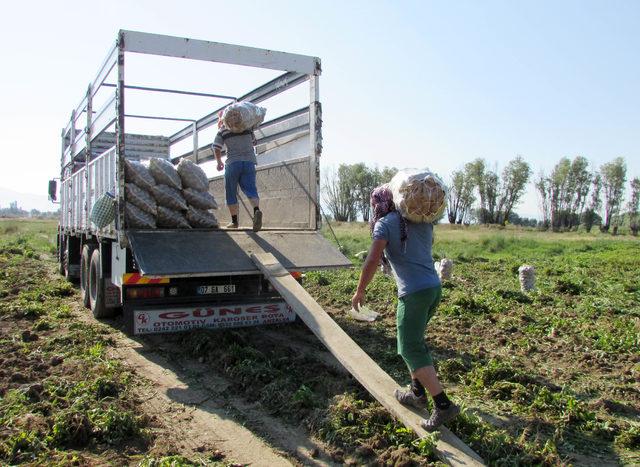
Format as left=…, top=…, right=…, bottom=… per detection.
left=396, top=286, right=442, bottom=372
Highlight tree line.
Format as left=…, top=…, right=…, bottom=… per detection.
left=322, top=156, right=639, bottom=235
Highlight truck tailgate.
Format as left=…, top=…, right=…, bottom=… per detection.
left=126, top=230, right=351, bottom=277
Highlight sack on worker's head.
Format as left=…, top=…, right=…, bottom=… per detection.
left=389, top=169, right=448, bottom=223
left=125, top=183, right=157, bottom=216
left=157, top=206, right=191, bottom=229
left=149, top=157, right=182, bottom=190
left=222, top=101, right=266, bottom=133
left=183, top=188, right=218, bottom=210
left=177, top=159, right=209, bottom=192
left=124, top=159, right=156, bottom=192
left=90, top=192, right=116, bottom=228
left=125, top=202, right=156, bottom=229
left=186, top=206, right=219, bottom=228
left=151, top=184, right=188, bottom=211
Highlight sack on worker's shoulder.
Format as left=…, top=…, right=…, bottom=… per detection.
left=124, top=159, right=156, bottom=192
left=157, top=206, right=191, bottom=229
left=389, top=169, right=448, bottom=223
left=222, top=101, right=266, bottom=133
left=186, top=206, right=219, bottom=228
left=149, top=157, right=182, bottom=190
left=125, top=183, right=157, bottom=216
left=90, top=192, right=116, bottom=228
left=183, top=188, right=218, bottom=210
left=125, top=202, right=156, bottom=229
left=177, top=159, right=209, bottom=191
left=151, top=184, right=188, bottom=211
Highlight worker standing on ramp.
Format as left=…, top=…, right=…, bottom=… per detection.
left=351, top=185, right=460, bottom=431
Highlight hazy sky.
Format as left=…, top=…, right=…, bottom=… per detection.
left=1, top=0, right=638, bottom=217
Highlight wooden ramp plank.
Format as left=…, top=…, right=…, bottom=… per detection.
left=251, top=252, right=485, bottom=467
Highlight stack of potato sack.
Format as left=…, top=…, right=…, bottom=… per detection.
left=124, top=158, right=218, bottom=229
left=388, top=169, right=448, bottom=223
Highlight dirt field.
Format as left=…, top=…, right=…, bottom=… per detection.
left=1, top=219, right=638, bottom=466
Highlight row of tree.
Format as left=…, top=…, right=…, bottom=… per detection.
left=0, top=201, right=58, bottom=219
left=322, top=156, right=639, bottom=235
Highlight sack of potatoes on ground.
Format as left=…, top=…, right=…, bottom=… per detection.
left=186, top=206, right=219, bottom=228
left=149, top=157, right=182, bottom=190
left=157, top=206, right=191, bottom=229
left=124, top=159, right=156, bottom=192
left=125, top=202, right=156, bottom=229
left=183, top=187, right=218, bottom=210
left=222, top=101, right=266, bottom=133
left=177, top=158, right=209, bottom=192
left=151, top=184, right=188, bottom=211
left=389, top=169, right=448, bottom=223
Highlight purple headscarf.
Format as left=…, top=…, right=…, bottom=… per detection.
left=370, top=185, right=407, bottom=245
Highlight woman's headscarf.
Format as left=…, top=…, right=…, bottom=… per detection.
left=370, top=185, right=407, bottom=246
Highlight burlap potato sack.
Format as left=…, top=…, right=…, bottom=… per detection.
left=125, top=202, right=156, bottom=229
left=186, top=206, right=219, bottom=228
left=151, top=184, right=188, bottom=211
left=177, top=158, right=209, bottom=191
left=222, top=101, right=266, bottom=133
left=124, top=159, right=156, bottom=192
left=149, top=157, right=182, bottom=190
left=157, top=206, right=191, bottom=229
left=183, top=188, right=218, bottom=210
left=125, top=183, right=157, bottom=216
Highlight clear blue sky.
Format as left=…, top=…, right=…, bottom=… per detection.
left=1, top=0, right=638, bottom=216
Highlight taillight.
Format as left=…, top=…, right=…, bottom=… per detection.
left=126, top=287, right=165, bottom=299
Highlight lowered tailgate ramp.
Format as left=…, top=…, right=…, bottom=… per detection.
left=252, top=252, right=485, bottom=467
left=126, top=230, right=351, bottom=277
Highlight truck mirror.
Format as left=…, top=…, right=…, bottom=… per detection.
left=48, top=180, right=57, bottom=201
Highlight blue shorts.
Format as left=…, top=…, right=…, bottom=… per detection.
left=225, top=161, right=259, bottom=205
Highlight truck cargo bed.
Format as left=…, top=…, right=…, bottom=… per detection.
left=126, top=230, right=351, bottom=277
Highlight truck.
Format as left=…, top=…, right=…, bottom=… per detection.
left=50, top=30, right=350, bottom=335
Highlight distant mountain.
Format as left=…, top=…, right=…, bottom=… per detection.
left=0, top=187, right=58, bottom=212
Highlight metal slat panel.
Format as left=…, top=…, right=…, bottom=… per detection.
left=126, top=230, right=350, bottom=277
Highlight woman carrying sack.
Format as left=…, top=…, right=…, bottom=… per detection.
left=351, top=185, right=459, bottom=432
left=212, top=111, right=262, bottom=231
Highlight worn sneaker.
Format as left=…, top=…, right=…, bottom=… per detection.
left=394, top=388, right=427, bottom=409
left=252, top=209, right=263, bottom=232
left=226, top=221, right=238, bottom=229
left=420, top=404, right=460, bottom=432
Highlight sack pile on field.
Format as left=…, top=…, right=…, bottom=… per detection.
left=124, top=157, right=218, bottom=229
left=222, top=101, right=266, bottom=133
left=389, top=169, right=448, bottom=223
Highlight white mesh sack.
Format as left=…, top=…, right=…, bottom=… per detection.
left=157, top=206, right=191, bottom=229
left=149, top=157, right=182, bottom=190
left=389, top=169, right=448, bottom=223
left=151, top=185, right=188, bottom=211
left=183, top=188, right=218, bottom=210
left=124, top=159, right=156, bottom=192
left=125, top=183, right=157, bottom=216
left=177, top=159, right=209, bottom=191
left=222, top=101, right=266, bottom=133
left=186, top=206, right=219, bottom=228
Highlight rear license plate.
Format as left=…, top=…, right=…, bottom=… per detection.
left=197, top=284, right=236, bottom=295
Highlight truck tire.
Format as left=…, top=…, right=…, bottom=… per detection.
left=89, top=248, right=113, bottom=319
left=80, top=244, right=93, bottom=309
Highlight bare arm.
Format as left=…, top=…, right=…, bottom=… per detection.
left=214, top=148, right=224, bottom=171
left=351, top=239, right=387, bottom=310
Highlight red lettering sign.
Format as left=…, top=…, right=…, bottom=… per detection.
left=159, top=311, right=189, bottom=320
left=193, top=308, right=215, bottom=318
left=219, top=307, right=242, bottom=316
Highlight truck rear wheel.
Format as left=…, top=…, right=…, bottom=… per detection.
left=80, top=245, right=93, bottom=309
left=89, top=249, right=113, bottom=319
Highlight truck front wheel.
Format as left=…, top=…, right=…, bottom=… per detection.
left=89, top=249, right=113, bottom=319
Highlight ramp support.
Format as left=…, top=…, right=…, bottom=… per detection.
left=251, top=252, right=484, bottom=466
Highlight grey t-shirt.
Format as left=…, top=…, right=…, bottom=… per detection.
left=372, top=211, right=440, bottom=297
left=212, top=128, right=257, bottom=165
